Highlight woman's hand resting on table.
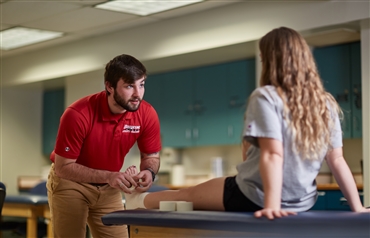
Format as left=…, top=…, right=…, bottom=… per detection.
left=254, top=208, right=297, bottom=220
left=354, top=207, right=370, bottom=212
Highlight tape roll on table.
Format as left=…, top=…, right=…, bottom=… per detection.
left=159, top=201, right=176, bottom=211
left=176, top=201, right=193, bottom=211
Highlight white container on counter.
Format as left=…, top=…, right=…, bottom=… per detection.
left=211, top=157, right=224, bottom=178
left=171, top=164, right=185, bottom=186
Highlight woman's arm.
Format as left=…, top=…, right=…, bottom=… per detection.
left=254, top=138, right=296, bottom=219
left=326, top=147, right=369, bottom=212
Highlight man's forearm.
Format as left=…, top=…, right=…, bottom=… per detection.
left=56, top=161, right=113, bottom=183
left=140, top=152, right=160, bottom=173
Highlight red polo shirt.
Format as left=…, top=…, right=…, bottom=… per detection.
left=50, top=91, right=161, bottom=172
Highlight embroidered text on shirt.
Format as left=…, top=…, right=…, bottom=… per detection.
left=122, top=125, right=140, bottom=133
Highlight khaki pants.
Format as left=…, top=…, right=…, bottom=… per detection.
left=47, top=164, right=128, bottom=238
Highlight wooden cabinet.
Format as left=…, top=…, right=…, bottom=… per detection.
left=313, top=41, right=362, bottom=138
left=42, top=88, right=65, bottom=155
left=145, top=59, right=255, bottom=148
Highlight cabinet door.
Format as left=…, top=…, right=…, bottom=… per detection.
left=350, top=42, right=362, bottom=138
left=42, top=89, right=65, bottom=155
left=144, top=74, right=163, bottom=117
left=227, top=59, right=255, bottom=144
left=310, top=189, right=363, bottom=211
left=160, top=70, right=195, bottom=147
left=193, top=63, right=230, bottom=146
left=313, top=44, right=351, bottom=138
left=310, top=191, right=327, bottom=210
left=325, top=190, right=351, bottom=211
left=193, top=59, right=256, bottom=146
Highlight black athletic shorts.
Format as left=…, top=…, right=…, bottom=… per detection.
left=223, top=176, right=263, bottom=211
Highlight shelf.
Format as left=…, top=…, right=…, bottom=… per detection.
left=317, top=183, right=363, bottom=190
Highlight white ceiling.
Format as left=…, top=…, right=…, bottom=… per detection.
left=0, top=0, right=363, bottom=90
left=2, top=0, right=358, bottom=59
left=1, top=0, right=362, bottom=58
left=0, top=0, right=239, bottom=58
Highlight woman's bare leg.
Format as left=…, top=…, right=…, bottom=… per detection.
left=144, top=177, right=226, bottom=211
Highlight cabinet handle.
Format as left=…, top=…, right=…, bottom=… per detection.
left=193, top=101, right=205, bottom=113
left=353, top=86, right=362, bottom=109
left=336, top=89, right=349, bottom=102
left=353, top=116, right=360, bottom=130
left=229, top=96, right=244, bottom=108
left=340, top=197, right=348, bottom=206
left=185, top=129, right=191, bottom=139
left=317, top=191, right=326, bottom=196
left=185, top=105, right=194, bottom=114
left=228, top=126, right=233, bottom=137
left=193, top=128, right=199, bottom=139
left=342, top=113, right=350, bottom=131
left=339, top=197, right=347, bottom=202
left=353, top=116, right=356, bottom=131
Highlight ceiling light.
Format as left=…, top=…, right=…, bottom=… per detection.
left=0, top=27, right=63, bottom=50
left=95, top=0, right=204, bottom=16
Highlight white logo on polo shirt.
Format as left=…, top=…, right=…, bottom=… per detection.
left=122, top=125, right=140, bottom=133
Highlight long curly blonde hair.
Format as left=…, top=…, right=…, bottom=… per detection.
left=259, top=27, right=341, bottom=160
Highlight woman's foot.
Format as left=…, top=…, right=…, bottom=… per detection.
left=124, top=191, right=149, bottom=210
left=123, top=165, right=149, bottom=209
left=124, top=165, right=138, bottom=176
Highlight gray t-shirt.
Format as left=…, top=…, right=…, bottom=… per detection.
left=235, top=85, right=342, bottom=212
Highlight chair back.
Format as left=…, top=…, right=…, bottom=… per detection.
left=0, top=182, right=6, bottom=216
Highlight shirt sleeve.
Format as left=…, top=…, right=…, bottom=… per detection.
left=244, top=89, right=283, bottom=147
left=137, top=105, right=162, bottom=154
left=329, top=107, right=343, bottom=149
left=54, top=107, right=89, bottom=159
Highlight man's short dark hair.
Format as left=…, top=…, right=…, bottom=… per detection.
left=104, top=54, right=147, bottom=93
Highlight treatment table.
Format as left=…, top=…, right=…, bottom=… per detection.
left=102, top=209, right=370, bottom=237
left=2, top=195, right=52, bottom=238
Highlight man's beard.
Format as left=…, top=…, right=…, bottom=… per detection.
left=113, top=90, right=141, bottom=112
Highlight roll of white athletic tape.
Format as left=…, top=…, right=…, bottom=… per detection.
left=159, top=201, right=176, bottom=211
left=176, top=201, right=193, bottom=211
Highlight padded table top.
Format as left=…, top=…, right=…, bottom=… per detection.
left=102, top=209, right=370, bottom=237
left=5, top=195, right=48, bottom=205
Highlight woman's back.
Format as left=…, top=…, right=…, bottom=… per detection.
left=236, top=85, right=342, bottom=212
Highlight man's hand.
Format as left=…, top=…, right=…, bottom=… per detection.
left=133, top=170, right=153, bottom=192
left=108, top=170, right=139, bottom=193
left=136, top=151, right=160, bottom=192
left=254, top=208, right=296, bottom=220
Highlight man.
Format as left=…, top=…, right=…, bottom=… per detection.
left=46, top=54, right=161, bottom=237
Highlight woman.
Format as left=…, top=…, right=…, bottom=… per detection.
left=125, top=27, right=369, bottom=219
